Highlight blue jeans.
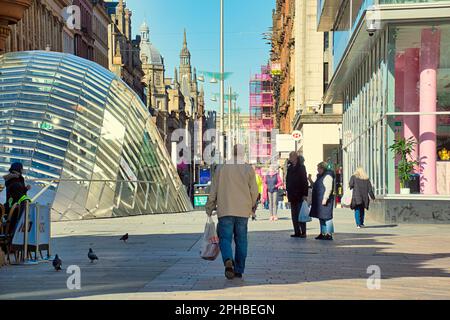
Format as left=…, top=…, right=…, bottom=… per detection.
left=278, top=201, right=284, bottom=209
left=354, top=206, right=365, bottom=226
left=217, top=216, right=249, bottom=274
left=319, top=219, right=334, bottom=235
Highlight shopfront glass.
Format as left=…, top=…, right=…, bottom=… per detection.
left=390, top=23, right=450, bottom=195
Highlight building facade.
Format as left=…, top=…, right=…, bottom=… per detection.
left=318, top=0, right=450, bottom=223
left=249, top=65, right=274, bottom=165
left=0, top=51, right=192, bottom=221
left=91, top=0, right=110, bottom=68
left=73, top=0, right=94, bottom=60
left=0, top=0, right=32, bottom=53
left=292, top=0, right=343, bottom=177
left=3, top=0, right=68, bottom=54
left=2, top=0, right=109, bottom=68
left=270, top=0, right=343, bottom=176
left=105, top=0, right=144, bottom=100
left=137, top=26, right=206, bottom=196
left=271, top=0, right=295, bottom=133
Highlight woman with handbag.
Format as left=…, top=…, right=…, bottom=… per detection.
left=286, top=152, right=309, bottom=238
left=349, top=167, right=376, bottom=228
left=309, top=162, right=335, bottom=240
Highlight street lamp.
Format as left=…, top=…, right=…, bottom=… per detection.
left=197, top=67, right=233, bottom=162
left=213, top=90, right=239, bottom=150
left=220, top=0, right=224, bottom=162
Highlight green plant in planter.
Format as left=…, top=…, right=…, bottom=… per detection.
left=389, top=137, right=419, bottom=189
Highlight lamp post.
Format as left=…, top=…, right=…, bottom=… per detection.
left=220, top=0, right=225, bottom=163
left=212, top=90, right=239, bottom=156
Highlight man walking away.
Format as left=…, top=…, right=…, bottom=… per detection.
left=206, top=145, right=259, bottom=280
left=285, top=152, right=309, bottom=238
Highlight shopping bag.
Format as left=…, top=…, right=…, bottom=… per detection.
left=341, top=189, right=353, bottom=208
left=298, top=200, right=312, bottom=223
left=307, top=187, right=312, bottom=205
left=200, top=216, right=220, bottom=261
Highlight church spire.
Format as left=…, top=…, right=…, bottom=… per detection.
left=179, top=29, right=192, bottom=84
left=180, top=28, right=191, bottom=65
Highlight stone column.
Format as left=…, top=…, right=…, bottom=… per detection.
left=419, top=28, right=440, bottom=195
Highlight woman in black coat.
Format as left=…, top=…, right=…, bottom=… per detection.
left=309, top=162, right=335, bottom=240
left=3, top=162, right=31, bottom=235
left=349, top=167, right=375, bottom=228
left=285, top=152, right=308, bottom=238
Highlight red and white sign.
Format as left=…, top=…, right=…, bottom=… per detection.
left=292, top=130, right=303, bottom=142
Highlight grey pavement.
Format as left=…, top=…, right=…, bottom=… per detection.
left=0, top=208, right=449, bottom=300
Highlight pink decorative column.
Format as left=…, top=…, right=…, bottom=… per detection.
left=419, top=28, right=440, bottom=195
left=395, top=53, right=405, bottom=113
left=403, top=48, right=420, bottom=170
left=394, top=53, right=405, bottom=194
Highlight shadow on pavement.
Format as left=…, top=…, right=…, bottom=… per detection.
left=361, top=225, right=398, bottom=229
left=0, top=228, right=449, bottom=299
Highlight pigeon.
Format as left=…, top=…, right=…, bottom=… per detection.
left=88, top=248, right=98, bottom=263
left=52, top=254, right=62, bottom=271
left=119, top=233, right=129, bottom=243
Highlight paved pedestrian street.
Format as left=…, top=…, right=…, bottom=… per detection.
left=0, top=209, right=449, bottom=300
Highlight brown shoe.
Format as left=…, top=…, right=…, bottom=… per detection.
left=224, top=259, right=235, bottom=279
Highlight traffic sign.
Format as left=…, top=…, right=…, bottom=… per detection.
left=291, top=130, right=303, bottom=142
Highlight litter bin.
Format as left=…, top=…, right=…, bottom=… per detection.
left=409, top=174, right=420, bottom=194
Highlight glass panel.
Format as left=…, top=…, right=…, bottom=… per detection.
left=389, top=23, right=450, bottom=195
left=0, top=51, right=192, bottom=217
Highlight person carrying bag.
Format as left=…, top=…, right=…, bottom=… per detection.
left=298, top=200, right=312, bottom=223
left=200, top=215, right=220, bottom=261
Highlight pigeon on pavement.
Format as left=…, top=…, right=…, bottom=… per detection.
left=52, top=254, right=62, bottom=271
left=88, top=248, right=98, bottom=263
left=119, top=233, right=129, bottom=242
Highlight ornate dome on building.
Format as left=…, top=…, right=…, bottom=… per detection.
left=139, top=21, right=163, bottom=65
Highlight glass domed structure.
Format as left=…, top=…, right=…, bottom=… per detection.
left=0, top=51, right=192, bottom=221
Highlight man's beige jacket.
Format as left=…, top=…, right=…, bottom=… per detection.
left=206, top=164, right=259, bottom=218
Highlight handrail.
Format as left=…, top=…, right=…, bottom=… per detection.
left=23, top=178, right=159, bottom=183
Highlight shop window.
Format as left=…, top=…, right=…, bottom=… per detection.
left=390, top=23, right=450, bottom=195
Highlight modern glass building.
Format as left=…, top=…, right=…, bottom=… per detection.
left=318, top=0, right=450, bottom=223
left=0, top=51, right=192, bottom=221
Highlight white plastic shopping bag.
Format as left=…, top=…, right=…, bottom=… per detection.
left=341, top=189, right=353, bottom=208
left=200, top=216, right=220, bottom=261
left=298, top=200, right=312, bottom=223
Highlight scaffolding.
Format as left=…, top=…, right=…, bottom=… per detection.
left=249, top=65, right=274, bottom=165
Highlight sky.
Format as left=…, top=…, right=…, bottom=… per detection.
left=125, top=0, right=275, bottom=115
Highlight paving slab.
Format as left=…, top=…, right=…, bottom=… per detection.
left=0, top=208, right=449, bottom=300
